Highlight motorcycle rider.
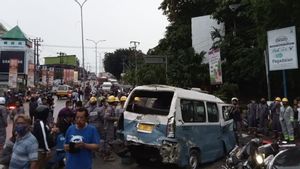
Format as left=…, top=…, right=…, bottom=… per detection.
left=280, top=98, right=294, bottom=142
left=11, top=100, right=25, bottom=120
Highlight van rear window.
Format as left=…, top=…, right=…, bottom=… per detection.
left=126, top=90, right=174, bottom=116
left=58, top=86, right=67, bottom=90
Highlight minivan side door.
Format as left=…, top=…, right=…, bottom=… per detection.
left=175, top=99, right=223, bottom=164
left=219, top=104, right=236, bottom=152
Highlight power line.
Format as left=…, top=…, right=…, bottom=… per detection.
left=41, top=44, right=124, bottom=50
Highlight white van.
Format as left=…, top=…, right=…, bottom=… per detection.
left=120, top=85, right=236, bottom=168
left=102, top=82, right=112, bottom=91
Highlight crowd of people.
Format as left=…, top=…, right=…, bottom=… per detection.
left=230, top=97, right=300, bottom=144
left=0, top=83, right=129, bottom=169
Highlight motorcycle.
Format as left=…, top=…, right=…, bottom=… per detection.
left=6, top=103, right=16, bottom=121
left=267, top=147, right=300, bottom=169
left=221, top=138, right=279, bottom=169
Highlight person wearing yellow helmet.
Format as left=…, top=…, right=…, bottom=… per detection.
left=86, top=96, right=103, bottom=140
left=270, top=97, right=282, bottom=139
left=280, top=98, right=294, bottom=142
left=103, top=95, right=118, bottom=161
left=107, top=95, right=115, bottom=104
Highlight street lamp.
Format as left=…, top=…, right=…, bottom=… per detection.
left=74, top=0, right=88, bottom=76
left=229, top=3, right=241, bottom=36
left=86, top=39, right=106, bottom=75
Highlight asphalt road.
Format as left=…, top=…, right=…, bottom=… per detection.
left=3, top=98, right=224, bottom=169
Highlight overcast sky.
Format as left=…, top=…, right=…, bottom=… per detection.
left=0, top=0, right=169, bottom=73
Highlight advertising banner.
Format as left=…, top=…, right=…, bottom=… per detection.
left=8, top=59, right=18, bottom=88
left=268, top=26, right=298, bottom=71
left=69, top=69, right=74, bottom=82
left=27, top=63, right=35, bottom=87
left=41, top=66, right=47, bottom=86
left=74, top=71, right=78, bottom=83
left=209, top=48, right=223, bottom=85
left=48, top=67, right=54, bottom=87
left=0, top=51, right=25, bottom=73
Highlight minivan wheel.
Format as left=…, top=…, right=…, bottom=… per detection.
left=188, top=150, right=201, bottom=169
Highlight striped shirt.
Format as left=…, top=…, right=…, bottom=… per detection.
left=9, top=132, right=38, bottom=169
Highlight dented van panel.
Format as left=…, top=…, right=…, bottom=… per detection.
left=123, top=118, right=167, bottom=146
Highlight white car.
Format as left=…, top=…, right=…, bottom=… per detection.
left=0, top=97, right=6, bottom=105
left=102, top=82, right=112, bottom=91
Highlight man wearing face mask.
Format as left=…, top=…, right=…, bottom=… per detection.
left=9, top=114, right=38, bottom=169
left=57, top=100, right=74, bottom=135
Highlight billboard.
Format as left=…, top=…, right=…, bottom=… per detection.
left=27, top=63, right=35, bottom=87
left=267, top=26, right=298, bottom=71
left=0, top=51, right=25, bottom=73
left=8, top=59, right=18, bottom=88
left=48, top=67, right=54, bottom=86
left=41, top=66, right=47, bottom=86
left=74, top=71, right=78, bottom=83
left=209, top=48, right=222, bottom=85
left=192, top=15, right=225, bottom=63
left=64, top=69, right=74, bottom=84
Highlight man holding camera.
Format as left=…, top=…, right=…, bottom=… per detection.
left=64, top=108, right=100, bottom=169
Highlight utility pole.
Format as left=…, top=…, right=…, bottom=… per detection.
left=57, top=52, right=66, bottom=84
left=130, top=41, right=140, bottom=86
left=32, top=38, right=43, bottom=86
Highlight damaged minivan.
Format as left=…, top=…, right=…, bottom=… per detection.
left=119, top=85, right=236, bottom=169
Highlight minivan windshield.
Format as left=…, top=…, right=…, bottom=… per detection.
left=126, top=90, right=174, bottom=116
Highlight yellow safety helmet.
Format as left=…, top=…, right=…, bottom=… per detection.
left=282, top=98, right=288, bottom=102
left=275, top=97, right=281, bottom=102
left=120, top=96, right=127, bottom=102
left=114, top=97, right=120, bottom=102
left=107, top=95, right=115, bottom=103
left=89, top=97, right=97, bottom=103
left=134, top=97, right=141, bottom=102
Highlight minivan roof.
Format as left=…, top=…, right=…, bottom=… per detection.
left=133, top=84, right=224, bottom=103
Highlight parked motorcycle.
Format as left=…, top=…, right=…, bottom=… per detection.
left=221, top=138, right=279, bottom=169
left=267, top=147, right=300, bottom=169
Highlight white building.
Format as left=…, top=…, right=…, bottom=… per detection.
left=0, top=25, right=34, bottom=89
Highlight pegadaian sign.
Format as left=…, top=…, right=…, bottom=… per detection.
left=267, top=26, right=298, bottom=71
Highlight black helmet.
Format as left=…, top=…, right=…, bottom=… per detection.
left=34, top=105, right=49, bottom=121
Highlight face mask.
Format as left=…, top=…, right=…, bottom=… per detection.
left=68, top=106, right=73, bottom=109
left=15, top=124, right=28, bottom=137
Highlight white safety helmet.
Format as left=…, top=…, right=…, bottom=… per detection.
left=231, top=97, right=238, bottom=102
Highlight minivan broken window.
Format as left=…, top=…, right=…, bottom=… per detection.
left=126, top=90, right=174, bottom=116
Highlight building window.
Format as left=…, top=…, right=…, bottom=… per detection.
left=18, top=42, right=22, bottom=45
left=11, top=42, right=15, bottom=45
left=4, top=41, right=7, bottom=45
